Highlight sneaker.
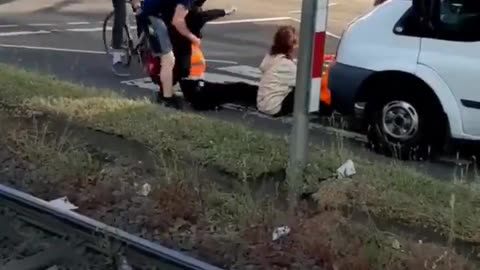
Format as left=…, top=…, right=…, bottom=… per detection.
left=155, top=90, right=163, bottom=104
left=225, top=6, right=237, bottom=15
left=162, top=96, right=182, bottom=110
left=111, top=51, right=130, bottom=77
left=112, top=62, right=130, bottom=77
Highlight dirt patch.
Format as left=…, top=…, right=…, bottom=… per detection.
left=0, top=112, right=477, bottom=269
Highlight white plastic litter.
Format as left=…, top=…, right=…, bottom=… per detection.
left=337, top=159, right=356, bottom=179
left=392, top=239, right=401, bottom=250
left=137, top=183, right=152, bottom=196
left=272, top=226, right=291, bottom=241
left=48, top=196, right=78, bottom=211
left=118, top=256, right=133, bottom=270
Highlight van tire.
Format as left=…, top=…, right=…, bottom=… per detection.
left=365, top=88, right=443, bottom=160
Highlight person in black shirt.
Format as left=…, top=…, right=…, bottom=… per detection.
left=140, top=0, right=199, bottom=108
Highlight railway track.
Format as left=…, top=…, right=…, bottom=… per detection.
left=0, top=184, right=223, bottom=270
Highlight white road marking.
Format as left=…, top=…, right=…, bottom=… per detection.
left=66, top=22, right=90, bottom=25
left=288, top=17, right=341, bottom=39
left=0, top=17, right=341, bottom=39
left=288, top=2, right=338, bottom=13
left=0, top=43, right=105, bottom=54
left=208, top=17, right=292, bottom=25
left=66, top=27, right=104, bottom=32
left=0, top=24, right=19, bottom=28
left=0, top=30, right=51, bottom=37
left=217, top=65, right=261, bottom=79
left=204, top=72, right=258, bottom=85
left=0, top=44, right=238, bottom=66
left=28, top=23, right=56, bottom=26
left=205, top=59, right=238, bottom=64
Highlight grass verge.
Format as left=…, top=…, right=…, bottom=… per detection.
left=0, top=64, right=479, bottom=268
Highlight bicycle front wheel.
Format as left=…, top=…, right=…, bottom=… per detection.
left=102, top=11, right=132, bottom=65
left=102, top=11, right=115, bottom=55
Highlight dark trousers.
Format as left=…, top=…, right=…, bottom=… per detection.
left=275, top=89, right=295, bottom=117
left=180, top=80, right=258, bottom=110
left=180, top=80, right=297, bottom=117
left=112, top=0, right=126, bottom=49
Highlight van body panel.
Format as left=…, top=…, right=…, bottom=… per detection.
left=414, top=64, right=470, bottom=139
left=329, top=0, right=480, bottom=141
left=335, top=0, right=420, bottom=73
left=418, top=38, right=480, bottom=137
left=328, top=62, right=373, bottom=114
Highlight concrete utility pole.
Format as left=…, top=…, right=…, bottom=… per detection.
left=286, top=0, right=328, bottom=208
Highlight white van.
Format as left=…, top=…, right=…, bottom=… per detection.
left=328, top=0, right=480, bottom=159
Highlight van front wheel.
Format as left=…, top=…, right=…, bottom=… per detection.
left=366, top=91, right=442, bottom=160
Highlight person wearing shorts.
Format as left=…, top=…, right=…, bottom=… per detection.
left=141, top=0, right=200, bottom=108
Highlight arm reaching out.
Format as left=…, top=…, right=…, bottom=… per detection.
left=200, top=6, right=235, bottom=22
left=199, top=9, right=227, bottom=23
left=172, top=4, right=201, bottom=45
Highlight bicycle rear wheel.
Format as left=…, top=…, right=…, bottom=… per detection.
left=102, top=10, right=132, bottom=66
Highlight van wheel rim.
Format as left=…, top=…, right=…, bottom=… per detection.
left=381, top=101, right=419, bottom=140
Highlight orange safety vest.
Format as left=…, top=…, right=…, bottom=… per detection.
left=190, top=44, right=206, bottom=79
left=321, top=68, right=332, bottom=106
left=320, top=55, right=333, bottom=106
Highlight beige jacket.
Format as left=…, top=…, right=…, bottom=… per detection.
left=257, top=54, right=297, bottom=115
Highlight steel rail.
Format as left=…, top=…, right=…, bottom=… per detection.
left=0, top=183, right=223, bottom=270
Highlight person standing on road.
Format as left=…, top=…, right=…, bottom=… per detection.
left=173, top=0, right=236, bottom=82
left=111, top=0, right=129, bottom=76
left=140, top=0, right=200, bottom=108
left=111, top=0, right=142, bottom=76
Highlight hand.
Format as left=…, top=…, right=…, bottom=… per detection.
left=134, top=7, right=142, bottom=15
left=191, top=35, right=201, bottom=46
left=225, top=6, right=237, bottom=15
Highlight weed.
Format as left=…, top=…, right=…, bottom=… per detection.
left=1, top=64, right=480, bottom=269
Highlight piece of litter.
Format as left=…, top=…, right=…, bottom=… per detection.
left=418, top=240, right=423, bottom=244
left=137, top=183, right=151, bottom=196
left=272, top=226, right=291, bottom=241
left=118, top=256, right=133, bottom=270
left=392, top=239, right=401, bottom=250
left=337, top=159, right=356, bottom=179
left=48, top=197, right=78, bottom=211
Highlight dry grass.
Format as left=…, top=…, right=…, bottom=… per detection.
left=0, top=113, right=476, bottom=269
left=1, top=64, right=480, bottom=268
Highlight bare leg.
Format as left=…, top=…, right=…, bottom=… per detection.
left=160, top=51, right=175, bottom=98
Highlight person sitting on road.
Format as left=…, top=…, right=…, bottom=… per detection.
left=180, top=24, right=333, bottom=115
left=139, top=0, right=200, bottom=109
left=257, top=25, right=298, bottom=116
left=180, top=25, right=299, bottom=113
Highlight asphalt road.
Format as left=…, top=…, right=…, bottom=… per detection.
left=0, top=0, right=476, bottom=182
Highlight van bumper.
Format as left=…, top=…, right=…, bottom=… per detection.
left=328, top=62, right=374, bottom=115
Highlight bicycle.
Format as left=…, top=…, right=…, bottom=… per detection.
left=102, top=0, right=149, bottom=68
